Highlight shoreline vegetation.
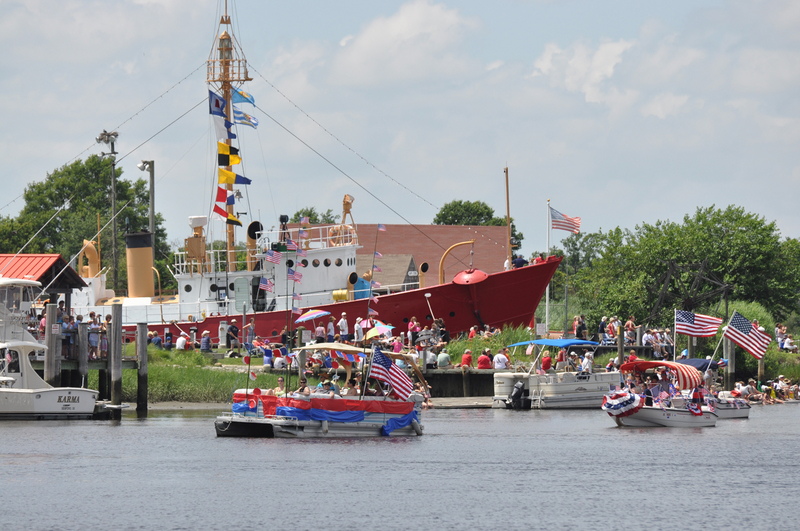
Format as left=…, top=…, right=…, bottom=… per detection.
left=96, top=323, right=800, bottom=403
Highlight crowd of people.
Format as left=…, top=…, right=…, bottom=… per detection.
left=35, top=306, right=114, bottom=361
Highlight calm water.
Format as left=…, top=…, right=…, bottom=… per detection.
left=2, top=405, right=798, bottom=530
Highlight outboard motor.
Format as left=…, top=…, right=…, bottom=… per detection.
left=508, top=380, right=527, bottom=410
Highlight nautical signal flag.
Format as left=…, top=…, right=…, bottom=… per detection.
left=259, top=277, right=274, bottom=292
left=209, top=90, right=226, bottom=117
left=724, top=311, right=771, bottom=360
left=233, top=105, right=258, bottom=128
left=213, top=204, right=242, bottom=226
left=232, top=87, right=255, bottom=106
left=218, top=168, right=251, bottom=185
left=217, top=142, right=242, bottom=166
left=550, top=206, right=581, bottom=233
left=264, top=250, right=281, bottom=264
left=377, top=224, right=386, bottom=232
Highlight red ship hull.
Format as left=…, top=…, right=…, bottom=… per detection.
left=123, top=257, right=561, bottom=343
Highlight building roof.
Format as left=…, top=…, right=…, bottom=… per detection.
left=355, top=224, right=509, bottom=280
left=0, top=254, right=86, bottom=292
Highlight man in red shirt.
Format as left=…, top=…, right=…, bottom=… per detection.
left=477, top=348, right=492, bottom=369
left=460, top=349, right=474, bottom=368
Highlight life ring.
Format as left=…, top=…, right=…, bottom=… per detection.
left=328, top=224, right=356, bottom=246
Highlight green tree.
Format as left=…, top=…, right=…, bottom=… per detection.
left=433, top=199, right=524, bottom=248
left=290, top=207, right=336, bottom=224
left=2, top=155, right=170, bottom=292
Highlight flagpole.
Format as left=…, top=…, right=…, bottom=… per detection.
left=673, top=309, right=677, bottom=362
left=545, top=200, right=550, bottom=338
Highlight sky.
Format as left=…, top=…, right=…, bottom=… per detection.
left=2, top=0, right=799, bottom=255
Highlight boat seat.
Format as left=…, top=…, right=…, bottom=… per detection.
left=560, top=373, right=576, bottom=383
left=555, top=361, right=567, bottom=371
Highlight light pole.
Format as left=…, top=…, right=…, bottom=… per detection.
left=97, top=130, right=119, bottom=292
left=137, top=160, right=156, bottom=249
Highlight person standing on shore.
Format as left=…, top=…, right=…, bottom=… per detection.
left=226, top=319, right=240, bottom=349
left=338, top=312, right=349, bottom=342
left=327, top=316, right=335, bottom=343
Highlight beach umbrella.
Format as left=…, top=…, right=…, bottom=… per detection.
left=295, top=309, right=331, bottom=324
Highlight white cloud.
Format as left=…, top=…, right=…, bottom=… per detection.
left=640, top=92, right=690, bottom=119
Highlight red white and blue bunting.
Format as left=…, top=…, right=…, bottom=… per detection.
left=601, top=392, right=644, bottom=417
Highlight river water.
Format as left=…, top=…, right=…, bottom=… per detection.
left=2, top=405, right=798, bottom=530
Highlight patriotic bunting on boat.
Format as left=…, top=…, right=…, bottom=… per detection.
left=218, top=168, right=251, bottom=185
left=217, top=142, right=242, bottom=166
left=675, top=310, right=722, bottom=337
left=601, top=392, right=644, bottom=417
left=258, top=277, right=274, bottom=292
left=369, top=348, right=413, bottom=400
left=724, top=311, right=771, bottom=360
left=264, top=250, right=281, bottom=264
left=232, top=87, right=255, bottom=106
left=550, top=206, right=581, bottom=233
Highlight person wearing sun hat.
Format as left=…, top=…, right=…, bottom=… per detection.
left=226, top=318, right=240, bottom=349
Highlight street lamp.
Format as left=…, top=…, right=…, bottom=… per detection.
left=97, top=130, right=119, bottom=292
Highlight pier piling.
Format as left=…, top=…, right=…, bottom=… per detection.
left=78, top=322, right=89, bottom=388
left=136, top=323, right=148, bottom=418
left=44, top=303, right=60, bottom=386
left=109, top=304, right=123, bottom=420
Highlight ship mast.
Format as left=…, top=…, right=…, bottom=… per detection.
left=207, top=0, right=251, bottom=271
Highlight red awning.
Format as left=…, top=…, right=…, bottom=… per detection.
left=619, top=360, right=703, bottom=390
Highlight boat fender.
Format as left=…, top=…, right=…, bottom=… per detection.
left=411, top=419, right=423, bottom=436
left=321, top=420, right=329, bottom=434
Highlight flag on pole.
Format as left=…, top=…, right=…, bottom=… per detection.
left=258, top=277, right=274, bottom=292
left=292, top=306, right=302, bottom=315
left=233, top=105, right=259, bottom=128
left=300, top=216, right=310, bottom=225
left=217, top=142, right=242, bottom=166
left=218, top=168, right=251, bottom=185
left=374, top=251, right=382, bottom=258
left=377, top=224, right=386, bottom=232
left=286, top=239, right=298, bottom=251
left=370, top=295, right=379, bottom=304
left=212, top=115, right=236, bottom=140
left=296, top=248, right=307, bottom=257
left=370, top=281, right=381, bottom=288
left=723, top=311, right=771, bottom=359
left=232, top=87, right=255, bottom=106
left=287, top=268, right=303, bottom=282
left=292, top=293, right=302, bottom=301
left=226, top=192, right=235, bottom=206
left=213, top=205, right=242, bottom=226
left=368, top=308, right=379, bottom=316
left=674, top=310, right=723, bottom=337
left=264, top=250, right=281, bottom=264
left=209, top=90, right=226, bottom=117
left=372, top=265, right=382, bottom=272
left=298, top=229, right=309, bottom=239
left=215, top=186, right=228, bottom=203
left=369, top=348, right=413, bottom=400
left=550, top=207, right=581, bottom=233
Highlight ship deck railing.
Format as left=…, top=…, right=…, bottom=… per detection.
left=255, top=224, right=358, bottom=252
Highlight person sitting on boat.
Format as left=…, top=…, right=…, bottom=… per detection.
left=294, top=378, right=311, bottom=397
left=493, top=348, right=510, bottom=370
left=343, top=378, right=359, bottom=396
left=541, top=350, right=553, bottom=373
left=605, top=359, right=616, bottom=372
left=267, top=376, right=286, bottom=397
left=477, top=349, right=493, bottom=369
left=579, top=352, right=593, bottom=374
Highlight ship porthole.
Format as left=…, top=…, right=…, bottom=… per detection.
left=449, top=311, right=455, bottom=317
left=312, top=259, right=320, bottom=268
left=335, top=258, right=342, bottom=267
left=301, top=259, right=309, bottom=268
left=324, top=259, right=331, bottom=267
left=184, top=285, right=193, bottom=293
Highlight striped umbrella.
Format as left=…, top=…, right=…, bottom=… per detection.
left=619, top=360, right=703, bottom=390
left=295, top=309, right=331, bottom=324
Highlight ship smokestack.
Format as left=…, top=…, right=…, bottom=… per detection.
left=126, top=232, right=155, bottom=298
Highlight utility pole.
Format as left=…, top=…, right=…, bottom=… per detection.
left=97, top=130, right=119, bottom=292
left=138, top=160, right=156, bottom=268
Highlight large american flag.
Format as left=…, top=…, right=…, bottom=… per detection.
left=550, top=207, right=581, bottom=233
left=369, top=348, right=413, bottom=400
left=675, top=310, right=722, bottom=337
left=265, top=250, right=281, bottom=264
left=258, top=277, right=274, bottom=292
left=724, top=311, right=771, bottom=360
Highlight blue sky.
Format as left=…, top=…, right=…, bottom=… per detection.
left=2, top=0, right=798, bottom=255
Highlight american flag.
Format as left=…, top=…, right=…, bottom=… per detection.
left=265, top=250, right=281, bottom=264
left=377, top=224, right=386, bottom=232
left=258, top=277, right=274, bottom=292
left=287, top=268, right=303, bottom=283
left=372, top=265, right=382, bottom=272
left=296, top=248, right=307, bottom=257
left=724, top=311, right=771, bottom=360
left=298, top=229, right=309, bottom=238
left=370, top=280, right=381, bottom=288
left=550, top=207, right=581, bottom=233
left=370, top=295, right=379, bottom=304
left=369, top=348, right=413, bottom=400
left=292, top=306, right=302, bottom=315
left=374, top=251, right=382, bottom=258
left=300, top=216, right=309, bottom=224
left=675, top=310, right=723, bottom=337
left=286, top=239, right=298, bottom=251
left=292, top=293, right=302, bottom=301
left=657, top=390, right=669, bottom=401
left=368, top=308, right=379, bottom=316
